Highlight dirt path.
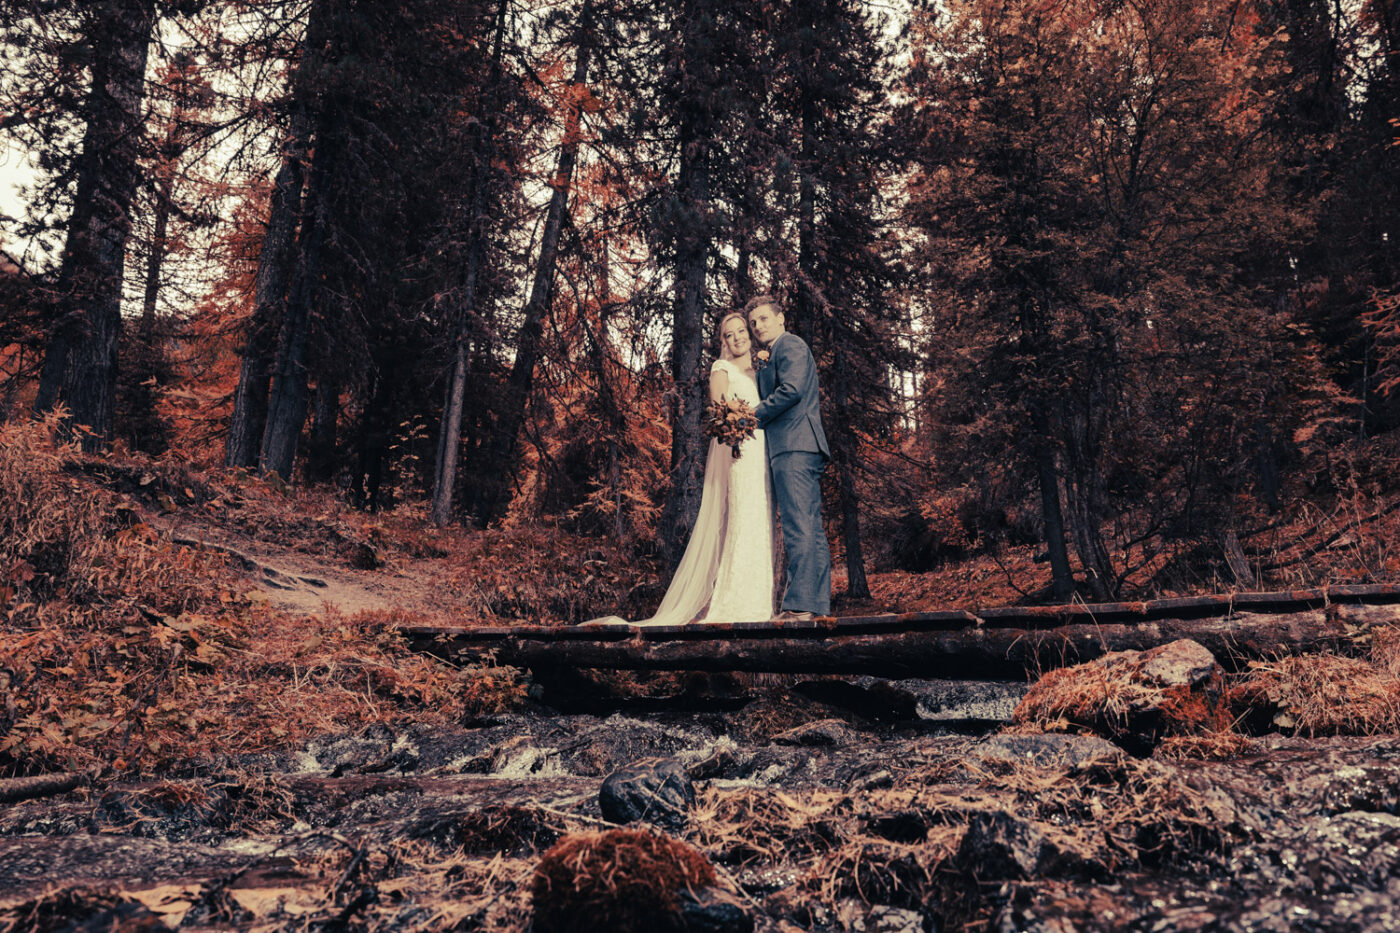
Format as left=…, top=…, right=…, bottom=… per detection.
left=153, top=515, right=425, bottom=617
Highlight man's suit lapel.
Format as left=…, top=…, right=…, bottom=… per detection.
left=759, top=333, right=785, bottom=398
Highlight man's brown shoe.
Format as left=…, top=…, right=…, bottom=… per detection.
left=772, top=610, right=815, bottom=622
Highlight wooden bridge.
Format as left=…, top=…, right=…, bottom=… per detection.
left=399, top=584, right=1400, bottom=680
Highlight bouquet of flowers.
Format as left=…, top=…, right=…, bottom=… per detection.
left=705, top=397, right=758, bottom=459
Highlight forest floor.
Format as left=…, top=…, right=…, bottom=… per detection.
left=5, top=421, right=1400, bottom=931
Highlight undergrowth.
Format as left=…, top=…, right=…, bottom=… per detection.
left=0, top=416, right=525, bottom=779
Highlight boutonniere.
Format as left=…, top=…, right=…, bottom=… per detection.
left=753, top=347, right=772, bottom=372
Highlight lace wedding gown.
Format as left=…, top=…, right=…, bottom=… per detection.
left=591, top=358, right=776, bottom=626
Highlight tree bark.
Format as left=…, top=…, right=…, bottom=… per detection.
left=1062, top=406, right=1116, bottom=600
left=1031, top=408, right=1075, bottom=600
left=256, top=0, right=342, bottom=482
left=446, top=0, right=587, bottom=526
left=655, top=107, right=711, bottom=566
left=258, top=149, right=330, bottom=481
left=138, top=184, right=169, bottom=341
left=226, top=107, right=312, bottom=469
left=830, top=349, right=869, bottom=599
left=34, top=0, right=158, bottom=450
left=306, top=377, right=339, bottom=484
left=433, top=0, right=508, bottom=526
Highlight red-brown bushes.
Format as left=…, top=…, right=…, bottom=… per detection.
left=531, top=828, right=717, bottom=933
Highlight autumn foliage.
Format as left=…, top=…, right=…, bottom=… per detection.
left=0, top=417, right=530, bottom=778
left=4, top=0, right=1400, bottom=657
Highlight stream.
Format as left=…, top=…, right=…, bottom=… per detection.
left=3, top=676, right=1399, bottom=932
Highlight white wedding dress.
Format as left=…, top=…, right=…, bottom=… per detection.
left=589, top=357, right=777, bottom=626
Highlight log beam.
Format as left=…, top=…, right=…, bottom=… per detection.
left=400, top=586, right=1400, bottom=680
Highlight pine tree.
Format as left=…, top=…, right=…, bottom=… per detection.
left=904, top=0, right=1331, bottom=597
left=16, top=0, right=161, bottom=449
left=768, top=0, right=905, bottom=600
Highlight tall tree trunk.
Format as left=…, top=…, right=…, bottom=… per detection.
left=258, top=0, right=341, bottom=482
left=444, top=0, right=585, bottom=526
left=34, top=0, right=157, bottom=450
left=830, top=348, right=869, bottom=599
left=260, top=129, right=334, bottom=480
left=1062, top=407, right=1115, bottom=600
left=226, top=107, right=312, bottom=468
left=655, top=102, right=712, bottom=566
left=793, top=40, right=863, bottom=597
left=138, top=183, right=169, bottom=341
left=306, top=377, right=339, bottom=483
left=433, top=0, right=508, bottom=526
left=1030, top=407, right=1075, bottom=600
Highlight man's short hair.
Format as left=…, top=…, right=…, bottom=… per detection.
left=743, top=294, right=782, bottom=318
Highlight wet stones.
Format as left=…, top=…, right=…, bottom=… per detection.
left=954, top=810, right=1073, bottom=880
left=1012, top=639, right=1231, bottom=755
left=973, top=733, right=1125, bottom=770
left=599, top=757, right=695, bottom=832
left=830, top=901, right=929, bottom=933
left=676, top=887, right=755, bottom=933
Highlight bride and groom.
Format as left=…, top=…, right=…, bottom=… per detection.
left=592, top=294, right=832, bottom=627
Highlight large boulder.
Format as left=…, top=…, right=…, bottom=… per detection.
left=1012, top=639, right=1231, bottom=755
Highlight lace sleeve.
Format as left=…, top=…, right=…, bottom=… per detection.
left=710, top=358, right=729, bottom=375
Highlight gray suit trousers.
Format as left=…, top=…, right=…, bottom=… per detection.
left=770, top=450, right=831, bottom=615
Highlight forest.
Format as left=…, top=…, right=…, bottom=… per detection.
left=5, top=0, right=1400, bottom=601
left=6, top=0, right=1400, bottom=931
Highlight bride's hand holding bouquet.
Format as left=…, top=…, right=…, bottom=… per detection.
left=705, top=396, right=758, bottom=459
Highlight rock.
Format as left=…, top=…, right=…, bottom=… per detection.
left=792, top=677, right=1028, bottom=728
left=772, top=718, right=857, bottom=747
left=350, top=541, right=383, bottom=569
left=973, top=733, right=1125, bottom=770
left=832, top=900, right=928, bottom=933
left=847, top=767, right=895, bottom=792
left=955, top=810, right=1069, bottom=880
left=892, top=678, right=1029, bottom=725
left=1139, top=639, right=1219, bottom=688
left=1012, top=639, right=1231, bottom=755
left=865, top=905, right=929, bottom=933
left=676, top=886, right=755, bottom=933
left=599, top=757, right=695, bottom=832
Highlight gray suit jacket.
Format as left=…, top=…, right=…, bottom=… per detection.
left=754, top=333, right=830, bottom=460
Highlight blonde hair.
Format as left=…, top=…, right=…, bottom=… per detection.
left=715, top=311, right=751, bottom=360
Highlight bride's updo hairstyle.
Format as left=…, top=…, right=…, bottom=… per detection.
left=716, top=311, right=751, bottom=360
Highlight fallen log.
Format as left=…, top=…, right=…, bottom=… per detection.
left=404, top=602, right=1398, bottom=680
left=0, top=772, right=85, bottom=805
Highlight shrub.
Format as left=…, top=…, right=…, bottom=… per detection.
left=531, top=828, right=717, bottom=933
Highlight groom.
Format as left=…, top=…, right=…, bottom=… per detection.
left=746, top=295, right=832, bottom=620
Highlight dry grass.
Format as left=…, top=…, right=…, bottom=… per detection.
left=1011, top=644, right=1231, bottom=753
left=1152, top=731, right=1257, bottom=761
left=531, top=828, right=717, bottom=933
left=683, top=751, right=1239, bottom=928
left=1231, top=653, right=1400, bottom=736
left=0, top=417, right=527, bottom=778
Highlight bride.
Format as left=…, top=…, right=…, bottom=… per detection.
left=588, top=312, right=776, bottom=626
